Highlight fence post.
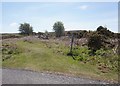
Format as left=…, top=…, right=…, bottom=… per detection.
left=70, top=34, right=74, bottom=54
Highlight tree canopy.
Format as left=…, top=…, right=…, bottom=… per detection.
left=53, top=21, right=65, bottom=37
left=19, top=23, right=33, bottom=35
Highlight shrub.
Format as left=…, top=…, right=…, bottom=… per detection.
left=97, top=26, right=114, bottom=38
left=88, top=32, right=105, bottom=55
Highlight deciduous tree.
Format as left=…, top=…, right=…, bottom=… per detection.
left=53, top=21, right=65, bottom=37
left=19, top=23, right=33, bottom=35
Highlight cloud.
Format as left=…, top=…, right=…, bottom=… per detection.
left=10, top=22, right=18, bottom=27
left=79, top=5, right=88, bottom=10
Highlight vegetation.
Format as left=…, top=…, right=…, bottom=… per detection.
left=19, top=23, right=33, bottom=35
left=2, top=36, right=118, bottom=83
left=88, top=32, right=105, bottom=55
left=2, top=33, right=23, bottom=39
left=2, top=24, right=119, bottom=83
left=2, top=43, right=21, bottom=61
left=96, top=26, right=114, bottom=38
left=45, top=30, right=49, bottom=36
left=53, top=21, right=65, bottom=37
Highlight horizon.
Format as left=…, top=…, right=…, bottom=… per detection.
left=1, top=28, right=119, bottom=34
left=2, top=2, right=118, bottom=33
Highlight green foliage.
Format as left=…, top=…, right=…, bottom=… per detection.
left=95, top=49, right=118, bottom=71
left=53, top=21, right=65, bottom=37
left=2, top=43, right=20, bottom=61
left=72, top=46, right=90, bottom=61
left=19, top=23, right=33, bottom=35
left=70, top=44, right=118, bottom=72
left=95, top=48, right=106, bottom=56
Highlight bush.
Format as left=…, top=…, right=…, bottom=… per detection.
left=88, top=32, right=105, bottom=55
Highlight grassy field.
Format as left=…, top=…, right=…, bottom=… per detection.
left=2, top=36, right=118, bottom=83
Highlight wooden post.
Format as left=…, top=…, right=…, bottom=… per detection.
left=70, top=34, right=74, bottom=54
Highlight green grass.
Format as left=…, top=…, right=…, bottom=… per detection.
left=2, top=38, right=118, bottom=83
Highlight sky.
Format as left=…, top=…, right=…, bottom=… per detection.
left=1, top=2, right=118, bottom=33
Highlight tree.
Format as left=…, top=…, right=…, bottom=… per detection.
left=45, top=30, right=49, bottom=36
left=19, top=23, right=33, bottom=35
left=44, top=30, right=49, bottom=39
left=53, top=21, right=65, bottom=37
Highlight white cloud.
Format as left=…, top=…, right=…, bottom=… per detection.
left=10, top=22, right=18, bottom=27
left=79, top=5, right=88, bottom=10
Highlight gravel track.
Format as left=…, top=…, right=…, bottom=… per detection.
left=2, top=69, right=109, bottom=84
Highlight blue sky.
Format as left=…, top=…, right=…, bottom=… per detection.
left=2, top=2, right=118, bottom=33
